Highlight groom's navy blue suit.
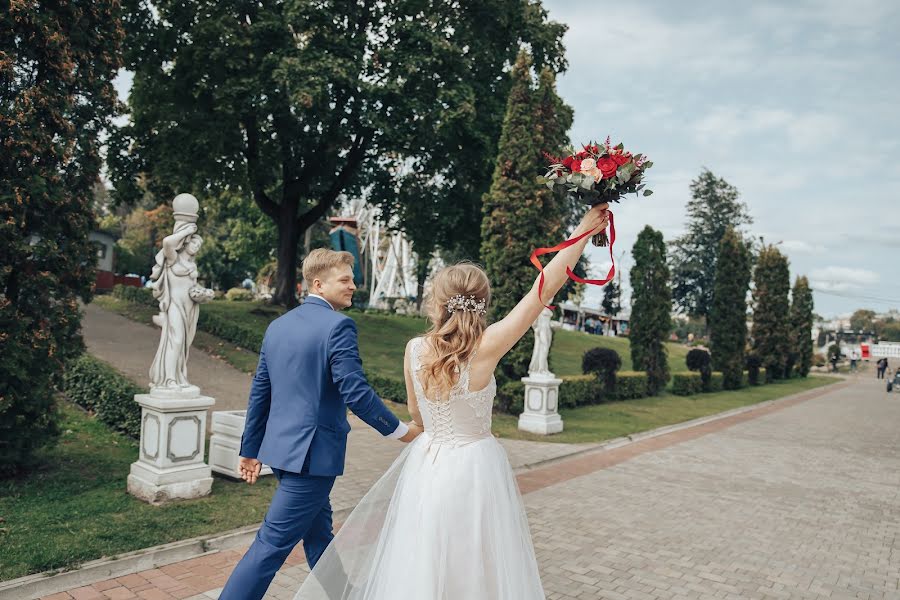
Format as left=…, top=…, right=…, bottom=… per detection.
left=220, top=296, right=401, bottom=600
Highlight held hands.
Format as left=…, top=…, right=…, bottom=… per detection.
left=579, top=203, right=610, bottom=236
left=399, top=421, right=423, bottom=443
left=238, top=456, right=262, bottom=485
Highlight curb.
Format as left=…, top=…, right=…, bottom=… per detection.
left=1, top=378, right=844, bottom=599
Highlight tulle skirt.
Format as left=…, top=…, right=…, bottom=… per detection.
left=293, top=433, right=545, bottom=599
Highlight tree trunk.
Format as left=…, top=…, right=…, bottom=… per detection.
left=272, top=202, right=301, bottom=308
left=415, top=254, right=430, bottom=313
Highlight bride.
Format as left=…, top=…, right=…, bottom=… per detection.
left=295, top=204, right=610, bottom=599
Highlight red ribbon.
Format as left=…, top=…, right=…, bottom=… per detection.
left=529, top=210, right=616, bottom=311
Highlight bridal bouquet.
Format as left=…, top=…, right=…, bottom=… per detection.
left=539, top=137, right=653, bottom=246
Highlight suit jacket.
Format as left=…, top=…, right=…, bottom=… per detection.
left=239, top=296, right=400, bottom=475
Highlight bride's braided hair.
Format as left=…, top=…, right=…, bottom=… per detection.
left=420, top=262, right=491, bottom=397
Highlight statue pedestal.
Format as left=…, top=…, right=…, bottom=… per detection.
left=127, top=390, right=215, bottom=504
left=517, top=375, right=564, bottom=435
left=209, top=410, right=273, bottom=479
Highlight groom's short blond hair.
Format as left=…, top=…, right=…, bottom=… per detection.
left=302, top=248, right=355, bottom=285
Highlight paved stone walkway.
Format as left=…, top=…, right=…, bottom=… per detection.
left=36, top=374, right=900, bottom=600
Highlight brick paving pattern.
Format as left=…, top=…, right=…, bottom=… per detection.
left=37, top=376, right=897, bottom=599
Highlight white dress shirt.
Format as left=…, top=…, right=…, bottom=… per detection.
left=307, top=293, right=409, bottom=440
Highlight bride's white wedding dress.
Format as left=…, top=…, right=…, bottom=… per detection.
left=294, top=337, right=545, bottom=599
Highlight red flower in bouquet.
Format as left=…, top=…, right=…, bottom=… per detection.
left=530, top=138, right=654, bottom=307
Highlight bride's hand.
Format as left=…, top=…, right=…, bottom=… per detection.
left=579, top=203, right=609, bottom=236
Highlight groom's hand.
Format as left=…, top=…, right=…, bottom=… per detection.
left=238, top=456, right=262, bottom=484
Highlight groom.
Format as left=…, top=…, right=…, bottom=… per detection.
left=219, top=248, right=421, bottom=600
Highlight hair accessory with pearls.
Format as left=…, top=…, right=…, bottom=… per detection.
left=446, top=294, right=487, bottom=316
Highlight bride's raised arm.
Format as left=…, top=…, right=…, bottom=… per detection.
left=479, top=203, right=609, bottom=363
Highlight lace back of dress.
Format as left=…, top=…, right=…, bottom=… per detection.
left=412, top=337, right=494, bottom=442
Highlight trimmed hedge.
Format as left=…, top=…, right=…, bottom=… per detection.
left=559, top=375, right=604, bottom=409
left=225, top=287, right=253, bottom=301
left=704, top=372, right=725, bottom=393
left=64, top=353, right=143, bottom=438
left=672, top=372, right=702, bottom=396
left=613, top=371, right=649, bottom=400
left=368, top=373, right=407, bottom=405
left=198, top=310, right=264, bottom=353
left=112, top=284, right=155, bottom=307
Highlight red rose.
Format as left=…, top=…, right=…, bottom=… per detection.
left=571, top=159, right=583, bottom=172
left=576, top=151, right=588, bottom=159
left=597, top=157, right=618, bottom=179
left=612, top=153, right=631, bottom=166
left=562, top=156, right=574, bottom=170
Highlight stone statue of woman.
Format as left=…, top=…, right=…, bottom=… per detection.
left=148, top=194, right=214, bottom=394
left=528, top=307, right=556, bottom=378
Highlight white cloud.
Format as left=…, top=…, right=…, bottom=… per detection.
left=810, top=266, right=880, bottom=291
left=781, top=240, right=827, bottom=255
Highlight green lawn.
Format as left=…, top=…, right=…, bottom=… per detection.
left=91, top=296, right=689, bottom=379
left=488, top=375, right=838, bottom=444
left=0, top=402, right=279, bottom=582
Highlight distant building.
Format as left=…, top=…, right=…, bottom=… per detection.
left=557, top=302, right=629, bottom=336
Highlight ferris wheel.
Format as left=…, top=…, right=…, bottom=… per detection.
left=330, top=198, right=419, bottom=309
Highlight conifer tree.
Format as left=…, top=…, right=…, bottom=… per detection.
left=709, top=227, right=752, bottom=388
left=787, top=276, right=814, bottom=377
left=629, top=226, right=671, bottom=394
left=751, top=246, right=791, bottom=381
left=481, top=51, right=572, bottom=381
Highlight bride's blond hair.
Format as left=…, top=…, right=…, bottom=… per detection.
left=420, top=262, right=491, bottom=396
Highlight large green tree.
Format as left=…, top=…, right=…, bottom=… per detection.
left=709, top=227, right=752, bottom=389
left=787, top=276, right=814, bottom=377
left=751, top=246, right=791, bottom=381
left=1, top=2, right=123, bottom=473
left=480, top=51, right=573, bottom=381
left=111, top=0, right=565, bottom=306
left=849, top=309, right=876, bottom=333
left=629, top=226, right=671, bottom=395
left=670, top=169, right=753, bottom=323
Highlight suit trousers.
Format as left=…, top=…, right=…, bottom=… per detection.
left=219, top=469, right=336, bottom=600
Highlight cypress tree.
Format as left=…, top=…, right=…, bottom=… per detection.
left=709, top=227, right=752, bottom=389
left=751, top=246, right=791, bottom=381
left=629, top=226, right=671, bottom=394
left=788, top=276, right=815, bottom=377
left=481, top=51, right=572, bottom=382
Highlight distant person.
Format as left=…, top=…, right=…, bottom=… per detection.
left=849, top=349, right=859, bottom=372
left=876, top=358, right=887, bottom=379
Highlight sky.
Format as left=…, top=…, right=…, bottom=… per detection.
left=111, top=1, right=900, bottom=318
left=543, top=0, right=900, bottom=318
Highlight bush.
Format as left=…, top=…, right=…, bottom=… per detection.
left=367, top=372, right=407, bottom=404
left=64, top=354, right=143, bottom=438
left=612, top=371, right=649, bottom=400
left=672, top=373, right=703, bottom=396
left=112, top=284, right=155, bottom=307
left=198, top=311, right=264, bottom=352
left=686, top=348, right=712, bottom=387
left=225, top=287, right=254, bottom=301
left=582, top=347, right=622, bottom=393
left=745, top=354, right=762, bottom=385
left=559, top=375, right=604, bottom=408
left=813, top=353, right=826, bottom=368
left=494, top=381, right=525, bottom=415
left=705, top=372, right=725, bottom=393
